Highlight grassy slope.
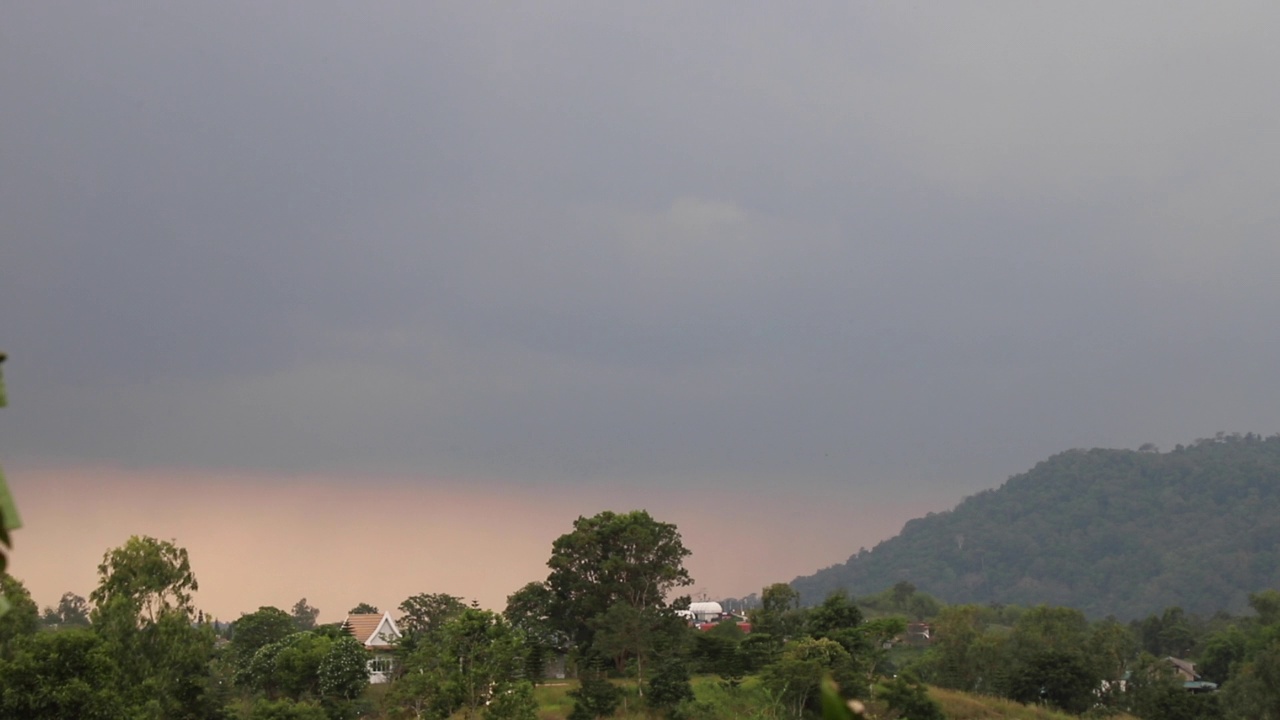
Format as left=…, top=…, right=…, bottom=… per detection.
left=928, top=687, right=1138, bottom=720
left=519, top=678, right=1139, bottom=720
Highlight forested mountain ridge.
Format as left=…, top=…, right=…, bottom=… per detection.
left=792, top=433, right=1280, bottom=620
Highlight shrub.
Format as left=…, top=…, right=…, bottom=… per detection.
left=648, top=657, right=696, bottom=716
left=879, top=674, right=945, bottom=720
left=247, top=698, right=328, bottom=720
left=485, top=680, right=539, bottom=720
left=568, top=673, right=622, bottom=720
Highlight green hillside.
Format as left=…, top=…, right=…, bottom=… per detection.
left=792, top=433, right=1280, bottom=619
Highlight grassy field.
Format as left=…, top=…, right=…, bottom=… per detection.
left=517, top=677, right=1138, bottom=720
left=927, top=687, right=1139, bottom=720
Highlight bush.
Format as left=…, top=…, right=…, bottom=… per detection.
left=485, top=681, right=539, bottom=720
left=247, top=698, right=328, bottom=720
left=317, top=636, right=369, bottom=701
left=568, top=673, right=622, bottom=720
left=879, top=674, right=945, bottom=720
left=1007, top=650, right=1098, bottom=714
left=759, top=637, right=860, bottom=717
left=647, top=657, right=696, bottom=716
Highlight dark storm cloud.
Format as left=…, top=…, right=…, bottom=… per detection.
left=4, top=2, right=1280, bottom=498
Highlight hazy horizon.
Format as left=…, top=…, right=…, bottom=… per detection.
left=9, top=461, right=942, bottom=620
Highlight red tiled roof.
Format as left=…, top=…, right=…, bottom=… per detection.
left=342, top=613, right=387, bottom=646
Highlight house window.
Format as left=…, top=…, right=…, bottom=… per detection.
left=368, top=656, right=394, bottom=674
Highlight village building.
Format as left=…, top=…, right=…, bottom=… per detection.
left=341, top=611, right=402, bottom=684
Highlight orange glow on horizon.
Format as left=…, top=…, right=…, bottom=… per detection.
left=8, top=463, right=934, bottom=621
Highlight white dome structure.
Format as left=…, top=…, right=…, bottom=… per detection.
left=688, top=601, right=724, bottom=622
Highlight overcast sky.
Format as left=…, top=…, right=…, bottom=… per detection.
left=4, top=2, right=1280, bottom=614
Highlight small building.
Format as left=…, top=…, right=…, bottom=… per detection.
left=688, top=601, right=724, bottom=623
left=1165, top=657, right=1218, bottom=693
left=1109, top=657, right=1218, bottom=695
left=341, top=611, right=402, bottom=684
left=904, top=622, right=932, bottom=646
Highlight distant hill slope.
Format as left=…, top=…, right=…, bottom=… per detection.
left=792, top=434, right=1280, bottom=619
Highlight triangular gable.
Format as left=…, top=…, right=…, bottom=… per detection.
left=342, top=611, right=403, bottom=648
left=1165, top=656, right=1199, bottom=681
left=366, top=611, right=401, bottom=646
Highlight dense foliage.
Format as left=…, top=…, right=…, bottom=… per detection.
left=11, top=507, right=1280, bottom=719
left=545, top=510, right=693, bottom=648
left=530, top=509, right=695, bottom=700
left=793, top=434, right=1280, bottom=619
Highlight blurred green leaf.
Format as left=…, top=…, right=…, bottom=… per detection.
left=820, top=675, right=865, bottom=719
left=0, top=465, right=19, bottom=532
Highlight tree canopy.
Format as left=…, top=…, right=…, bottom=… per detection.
left=289, top=598, right=319, bottom=631
left=231, top=606, right=298, bottom=667
left=398, top=592, right=468, bottom=640
left=388, top=608, right=527, bottom=719
left=90, top=535, right=197, bottom=625
left=12, top=507, right=1278, bottom=720
left=83, top=536, right=219, bottom=719
left=41, top=592, right=90, bottom=628
left=546, top=510, right=692, bottom=649
left=0, top=575, right=39, bottom=648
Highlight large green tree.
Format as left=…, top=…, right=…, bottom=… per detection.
left=761, top=583, right=800, bottom=615
left=751, top=582, right=805, bottom=641
left=231, top=606, right=299, bottom=667
left=1221, top=641, right=1280, bottom=720
left=760, top=637, right=860, bottom=718
left=1198, top=624, right=1248, bottom=685
left=1087, top=617, right=1138, bottom=693
left=1006, top=649, right=1100, bottom=714
left=398, top=592, right=467, bottom=640
left=590, top=601, right=686, bottom=693
left=1008, top=605, right=1091, bottom=661
left=858, top=616, right=908, bottom=684
left=40, top=591, right=91, bottom=629
left=504, top=581, right=566, bottom=682
left=0, top=574, right=39, bottom=651
left=290, top=598, right=319, bottom=631
left=545, top=510, right=692, bottom=652
left=0, top=628, right=124, bottom=719
left=389, top=608, right=528, bottom=720
left=89, top=536, right=218, bottom=720
left=90, top=535, right=198, bottom=625
left=1133, top=605, right=1197, bottom=657
left=238, top=630, right=368, bottom=705
left=913, top=605, right=1007, bottom=694
left=806, top=590, right=864, bottom=649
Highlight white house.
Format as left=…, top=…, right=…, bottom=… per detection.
left=341, top=611, right=402, bottom=684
